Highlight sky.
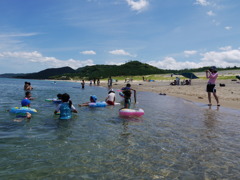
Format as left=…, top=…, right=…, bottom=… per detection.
left=0, top=0, right=240, bottom=73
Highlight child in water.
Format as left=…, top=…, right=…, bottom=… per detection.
left=13, top=98, right=32, bottom=121
left=57, top=93, right=62, bottom=100
left=25, top=91, right=34, bottom=100
left=105, top=89, right=116, bottom=105
left=78, top=95, right=97, bottom=106
left=54, top=93, right=77, bottom=119
left=121, top=84, right=136, bottom=109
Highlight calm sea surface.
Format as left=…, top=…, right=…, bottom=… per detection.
left=0, top=78, right=240, bottom=179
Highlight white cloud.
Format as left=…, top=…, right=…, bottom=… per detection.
left=80, top=50, right=96, bottom=55
left=0, top=51, right=94, bottom=73
left=195, top=0, right=210, bottom=6
left=148, top=57, right=202, bottom=70
left=184, top=50, right=198, bottom=57
left=219, top=46, right=232, bottom=51
left=207, top=10, right=215, bottom=16
left=0, top=32, right=39, bottom=38
left=105, top=61, right=124, bottom=65
left=126, top=0, right=149, bottom=12
left=201, top=49, right=240, bottom=64
left=147, top=48, right=240, bottom=70
left=225, top=26, right=232, bottom=30
left=109, top=49, right=133, bottom=56
left=212, top=19, right=220, bottom=26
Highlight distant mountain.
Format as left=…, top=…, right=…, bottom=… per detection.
left=15, top=67, right=76, bottom=79
left=0, top=61, right=169, bottom=80
left=2, top=61, right=238, bottom=80
left=71, top=61, right=167, bottom=79
left=0, top=73, right=26, bottom=78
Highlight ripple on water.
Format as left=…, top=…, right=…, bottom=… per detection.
left=0, top=79, right=240, bottom=179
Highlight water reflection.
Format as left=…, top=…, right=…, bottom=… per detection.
left=203, top=106, right=219, bottom=129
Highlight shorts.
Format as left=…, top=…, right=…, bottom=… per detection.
left=124, top=98, right=131, bottom=108
left=106, top=100, right=114, bottom=105
left=206, top=84, right=216, bottom=93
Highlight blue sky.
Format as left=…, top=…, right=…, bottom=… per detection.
left=0, top=0, right=240, bottom=73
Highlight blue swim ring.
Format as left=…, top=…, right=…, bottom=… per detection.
left=88, top=101, right=107, bottom=107
left=10, top=107, right=37, bottom=114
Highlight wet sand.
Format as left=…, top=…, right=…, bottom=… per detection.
left=100, top=78, right=240, bottom=110
left=61, top=70, right=240, bottom=110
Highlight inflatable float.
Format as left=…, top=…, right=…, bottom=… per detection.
left=88, top=102, right=120, bottom=107
left=45, top=99, right=62, bottom=104
left=10, top=107, right=37, bottom=114
left=119, top=108, right=144, bottom=117
left=119, top=92, right=125, bottom=98
left=89, top=101, right=107, bottom=107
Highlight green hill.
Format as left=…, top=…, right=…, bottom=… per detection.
left=68, top=61, right=167, bottom=79
left=2, top=61, right=239, bottom=80
left=16, top=67, right=76, bottom=79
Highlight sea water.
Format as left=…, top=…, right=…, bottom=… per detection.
left=0, top=78, right=240, bottom=179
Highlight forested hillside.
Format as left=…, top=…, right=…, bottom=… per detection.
left=1, top=60, right=239, bottom=80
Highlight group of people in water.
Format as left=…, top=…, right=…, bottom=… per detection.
left=24, top=81, right=33, bottom=91
left=16, top=66, right=219, bottom=120
left=81, top=78, right=101, bottom=89
left=18, top=81, right=137, bottom=120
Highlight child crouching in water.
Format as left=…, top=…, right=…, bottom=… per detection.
left=54, top=93, right=77, bottom=119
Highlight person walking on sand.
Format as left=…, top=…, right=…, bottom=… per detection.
left=206, top=66, right=220, bottom=106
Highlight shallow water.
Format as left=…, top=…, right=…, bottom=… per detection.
left=0, top=78, right=240, bottom=179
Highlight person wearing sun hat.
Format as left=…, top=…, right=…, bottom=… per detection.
left=206, top=66, right=220, bottom=106
left=78, top=95, right=98, bottom=106
left=21, top=98, right=31, bottom=107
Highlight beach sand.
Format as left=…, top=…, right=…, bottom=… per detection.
left=99, top=75, right=240, bottom=110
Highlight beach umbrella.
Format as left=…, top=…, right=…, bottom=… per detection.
left=180, top=72, right=199, bottom=79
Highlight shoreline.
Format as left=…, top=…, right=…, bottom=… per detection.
left=99, top=79, right=240, bottom=110
left=47, top=77, right=240, bottom=110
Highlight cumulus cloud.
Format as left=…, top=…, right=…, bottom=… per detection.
left=80, top=50, right=96, bottom=55
left=109, top=49, right=133, bottom=56
left=195, top=0, right=210, bottom=6
left=207, top=10, right=215, bottom=16
left=201, top=49, right=240, bottom=64
left=184, top=50, right=198, bottom=57
left=126, top=0, right=149, bottom=12
left=225, top=26, right=232, bottom=30
left=147, top=48, right=240, bottom=70
left=0, top=51, right=94, bottom=73
left=148, top=57, right=202, bottom=70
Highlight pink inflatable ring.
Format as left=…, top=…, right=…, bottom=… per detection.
left=119, top=108, right=144, bottom=117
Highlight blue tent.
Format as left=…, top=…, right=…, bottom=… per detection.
left=180, top=72, right=199, bottom=79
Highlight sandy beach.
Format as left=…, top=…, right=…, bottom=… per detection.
left=98, top=71, right=240, bottom=110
